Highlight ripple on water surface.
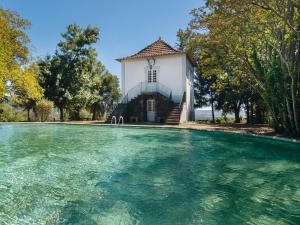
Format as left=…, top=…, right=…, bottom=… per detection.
left=0, top=124, right=300, bottom=225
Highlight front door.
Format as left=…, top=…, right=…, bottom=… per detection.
left=147, top=99, right=155, bottom=122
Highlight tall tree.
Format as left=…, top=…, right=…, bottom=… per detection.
left=12, top=65, right=43, bottom=121
left=97, top=72, right=121, bottom=118
left=179, top=0, right=300, bottom=136
left=38, top=24, right=101, bottom=121
left=0, top=8, right=30, bottom=101
left=194, top=71, right=218, bottom=123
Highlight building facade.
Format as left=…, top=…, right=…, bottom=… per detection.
left=114, top=38, right=195, bottom=124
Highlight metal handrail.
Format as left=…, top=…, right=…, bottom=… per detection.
left=121, top=82, right=172, bottom=104
left=118, top=116, right=124, bottom=125
left=111, top=116, right=117, bottom=125
left=179, top=92, right=186, bottom=109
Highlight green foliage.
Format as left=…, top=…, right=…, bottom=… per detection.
left=0, top=8, right=30, bottom=101
left=0, top=104, right=27, bottom=122
left=179, top=0, right=300, bottom=136
left=38, top=24, right=104, bottom=121
left=12, top=64, right=44, bottom=121
left=1, top=9, right=120, bottom=122
left=89, top=72, right=120, bottom=120
left=34, top=99, right=54, bottom=122
left=99, top=73, right=121, bottom=114
left=0, top=7, right=43, bottom=121
left=79, top=109, right=92, bottom=120
left=213, top=117, right=243, bottom=124
left=38, top=24, right=120, bottom=121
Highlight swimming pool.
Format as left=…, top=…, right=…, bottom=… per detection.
left=0, top=124, right=299, bottom=224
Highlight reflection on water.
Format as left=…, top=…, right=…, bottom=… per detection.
left=0, top=124, right=299, bottom=225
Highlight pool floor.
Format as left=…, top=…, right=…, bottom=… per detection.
left=0, top=124, right=300, bottom=225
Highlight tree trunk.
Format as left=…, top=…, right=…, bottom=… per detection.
left=27, top=109, right=30, bottom=122
left=234, top=108, right=240, bottom=123
left=75, top=109, right=80, bottom=120
left=291, top=77, right=300, bottom=136
left=250, top=102, right=254, bottom=125
left=92, top=105, right=97, bottom=120
left=59, top=106, right=64, bottom=122
left=209, top=89, right=215, bottom=123
left=211, top=101, right=215, bottom=123
left=246, top=100, right=250, bottom=124
left=255, top=105, right=262, bottom=124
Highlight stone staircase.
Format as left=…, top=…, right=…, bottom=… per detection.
left=106, top=92, right=184, bottom=125
left=165, top=103, right=181, bottom=125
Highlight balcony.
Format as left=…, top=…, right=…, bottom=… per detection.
left=122, top=82, right=173, bottom=103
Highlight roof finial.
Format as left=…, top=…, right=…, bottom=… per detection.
left=158, top=36, right=162, bottom=40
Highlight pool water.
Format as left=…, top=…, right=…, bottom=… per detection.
left=0, top=124, right=300, bottom=225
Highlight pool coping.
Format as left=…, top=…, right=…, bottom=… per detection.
left=1, top=121, right=300, bottom=144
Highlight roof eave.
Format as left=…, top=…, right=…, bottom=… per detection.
left=116, top=52, right=186, bottom=63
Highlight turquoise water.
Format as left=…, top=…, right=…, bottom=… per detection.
left=0, top=124, right=300, bottom=225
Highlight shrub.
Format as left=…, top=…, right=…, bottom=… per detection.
left=0, top=104, right=27, bottom=122
left=0, top=104, right=14, bottom=122
left=214, top=117, right=237, bottom=124
left=79, top=109, right=91, bottom=120
left=34, top=99, right=54, bottom=122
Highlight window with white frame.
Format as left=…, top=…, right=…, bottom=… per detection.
left=147, top=99, right=155, bottom=112
left=148, top=70, right=152, bottom=83
left=152, top=70, right=157, bottom=83
left=147, top=69, right=157, bottom=83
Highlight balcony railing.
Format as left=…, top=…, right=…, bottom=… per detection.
left=121, top=82, right=172, bottom=104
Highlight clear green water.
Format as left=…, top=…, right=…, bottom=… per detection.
left=0, top=124, right=300, bottom=225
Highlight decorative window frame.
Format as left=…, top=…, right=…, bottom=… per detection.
left=144, top=65, right=160, bottom=83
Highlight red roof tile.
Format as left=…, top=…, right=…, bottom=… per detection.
left=117, top=38, right=196, bottom=66
left=117, top=38, right=182, bottom=61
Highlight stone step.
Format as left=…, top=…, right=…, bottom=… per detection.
left=166, top=118, right=179, bottom=120
left=166, top=118, right=180, bottom=121
left=169, top=111, right=180, bottom=114
left=165, top=122, right=180, bottom=125
left=168, top=113, right=181, bottom=116
left=168, top=111, right=180, bottom=114
left=166, top=115, right=180, bottom=118
left=165, top=103, right=181, bottom=125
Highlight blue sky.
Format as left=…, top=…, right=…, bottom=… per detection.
left=1, top=0, right=202, bottom=78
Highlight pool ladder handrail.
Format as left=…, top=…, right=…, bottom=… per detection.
left=111, top=116, right=117, bottom=125
left=118, top=116, right=124, bottom=125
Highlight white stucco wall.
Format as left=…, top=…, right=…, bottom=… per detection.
left=122, top=54, right=186, bottom=103
left=120, top=54, right=195, bottom=121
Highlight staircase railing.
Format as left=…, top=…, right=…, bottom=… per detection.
left=179, top=92, right=186, bottom=109
left=121, top=82, right=172, bottom=104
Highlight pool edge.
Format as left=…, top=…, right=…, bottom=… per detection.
left=1, top=121, right=299, bottom=144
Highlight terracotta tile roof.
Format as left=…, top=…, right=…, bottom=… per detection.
left=117, top=38, right=182, bottom=61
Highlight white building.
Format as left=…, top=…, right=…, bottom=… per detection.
left=115, top=38, right=195, bottom=124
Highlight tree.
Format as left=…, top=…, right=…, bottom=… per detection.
left=35, top=99, right=54, bottom=122
left=12, top=65, right=43, bottom=121
left=179, top=0, right=300, bottom=136
left=214, top=72, right=248, bottom=123
left=0, top=8, right=30, bottom=101
left=38, top=24, right=101, bottom=121
left=0, top=7, right=44, bottom=121
left=37, top=55, right=68, bottom=121
left=98, top=72, right=121, bottom=118
left=194, top=71, right=218, bottom=122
